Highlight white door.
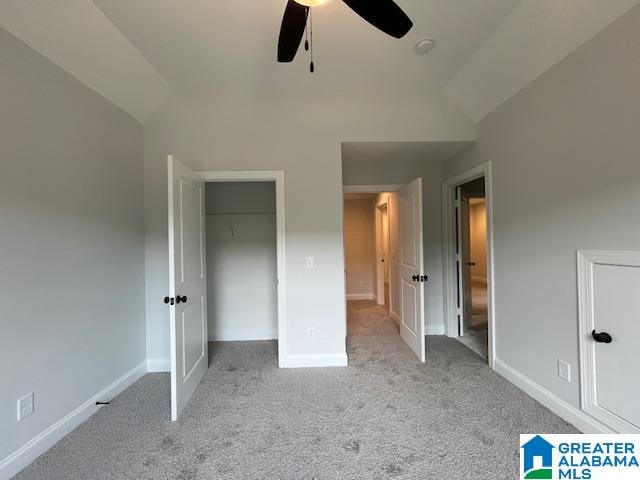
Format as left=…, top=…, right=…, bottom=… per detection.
left=589, top=261, right=640, bottom=431
left=167, top=155, right=208, bottom=421
left=398, top=178, right=425, bottom=362
left=458, top=189, right=473, bottom=334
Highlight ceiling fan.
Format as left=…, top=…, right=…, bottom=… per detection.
left=277, top=0, right=413, bottom=72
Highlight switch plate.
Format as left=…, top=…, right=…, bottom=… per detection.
left=305, top=257, right=314, bottom=269
left=17, top=392, right=34, bottom=421
left=558, top=359, right=571, bottom=383
left=307, top=327, right=316, bottom=340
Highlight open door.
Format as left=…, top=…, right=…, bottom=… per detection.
left=398, top=178, right=425, bottom=362
left=458, top=188, right=473, bottom=335
left=167, top=155, right=208, bottom=421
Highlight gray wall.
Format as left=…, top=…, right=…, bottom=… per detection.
left=143, top=88, right=475, bottom=365
left=443, top=5, right=640, bottom=408
left=0, top=28, right=145, bottom=461
left=205, top=182, right=277, bottom=341
left=342, top=159, right=446, bottom=335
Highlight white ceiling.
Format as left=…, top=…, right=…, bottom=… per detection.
left=92, top=0, right=520, bottom=94
left=447, top=0, right=640, bottom=121
left=1, top=0, right=638, bottom=124
left=0, top=0, right=170, bottom=123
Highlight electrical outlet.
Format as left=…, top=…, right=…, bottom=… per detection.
left=305, top=257, right=314, bottom=269
left=307, top=327, right=316, bottom=340
left=558, top=359, right=571, bottom=383
left=17, top=393, right=34, bottom=421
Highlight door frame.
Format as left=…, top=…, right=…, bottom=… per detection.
left=196, top=170, right=287, bottom=368
left=441, top=162, right=496, bottom=368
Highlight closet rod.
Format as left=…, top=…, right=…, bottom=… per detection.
left=206, top=212, right=275, bottom=216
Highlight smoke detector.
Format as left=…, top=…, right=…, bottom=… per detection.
left=415, top=38, right=435, bottom=55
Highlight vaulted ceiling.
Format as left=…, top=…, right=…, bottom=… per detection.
left=1, top=0, right=638, bottom=123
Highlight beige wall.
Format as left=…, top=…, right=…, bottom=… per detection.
left=469, top=201, right=487, bottom=282
left=344, top=199, right=376, bottom=297
left=443, top=4, right=640, bottom=410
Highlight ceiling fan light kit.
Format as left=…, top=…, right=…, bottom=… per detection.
left=278, top=0, right=413, bottom=73
left=293, top=0, right=329, bottom=6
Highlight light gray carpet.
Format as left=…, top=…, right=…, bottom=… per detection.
left=14, top=301, right=576, bottom=480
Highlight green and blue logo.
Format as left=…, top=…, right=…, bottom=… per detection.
left=520, top=434, right=640, bottom=480
left=521, top=435, right=554, bottom=479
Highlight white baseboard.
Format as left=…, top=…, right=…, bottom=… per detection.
left=0, top=361, right=147, bottom=480
left=425, top=324, right=445, bottom=335
left=146, top=357, right=170, bottom=373
left=390, top=310, right=400, bottom=324
left=493, top=358, right=612, bottom=434
left=346, top=293, right=375, bottom=301
left=281, top=353, right=348, bottom=368
left=208, top=330, right=277, bottom=342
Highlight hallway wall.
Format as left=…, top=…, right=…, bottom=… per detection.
left=469, top=201, right=487, bottom=282
left=343, top=198, right=376, bottom=299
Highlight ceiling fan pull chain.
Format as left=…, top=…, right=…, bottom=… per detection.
left=304, top=7, right=310, bottom=52
left=309, top=7, right=315, bottom=73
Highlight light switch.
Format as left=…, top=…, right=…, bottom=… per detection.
left=305, top=257, right=314, bottom=269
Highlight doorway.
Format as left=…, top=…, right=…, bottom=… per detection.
left=343, top=181, right=425, bottom=362
left=442, top=162, right=495, bottom=367
left=167, top=157, right=287, bottom=420
left=456, top=178, right=488, bottom=358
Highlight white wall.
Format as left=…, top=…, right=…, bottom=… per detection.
left=343, top=198, right=376, bottom=298
left=443, top=4, right=640, bottom=419
left=0, top=28, right=145, bottom=473
left=143, top=90, right=476, bottom=365
left=205, top=182, right=277, bottom=341
left=342, top=158, right=451, bottom=335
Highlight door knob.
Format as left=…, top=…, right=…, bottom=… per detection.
left=163, top=297, right=175, bottom=306
left=176, top=295, right=188, bottom=304
left=592, top=330, right=612, bottom=344
left=466, top=262, right=476, bottom=266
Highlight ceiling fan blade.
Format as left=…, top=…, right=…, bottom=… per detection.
left=278, top=0, right=309, bottom=62
left=341, top=0, right=413, bottom=39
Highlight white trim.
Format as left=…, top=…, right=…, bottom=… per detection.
left=577, top=249, right=640, bottom=433
left=441, top=162, right=496, bottom=369
left=208, top=330, right=277, bottom=342
left=425, top=325, right=445, bottom=336
left=494, top=358, right=612, bottom=434
left=196, top=170, right=288, bottom=368
left=146, top=358, right=170, bottom=373
left=281, top=353, right=349, bottom=368
left=390, top=309, right=400, bottom=324
left=0, top=361, right=147, bottom=479
left=343, top=184, right=403, bottom=193
left=346, top=293, right=375, bottom=301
